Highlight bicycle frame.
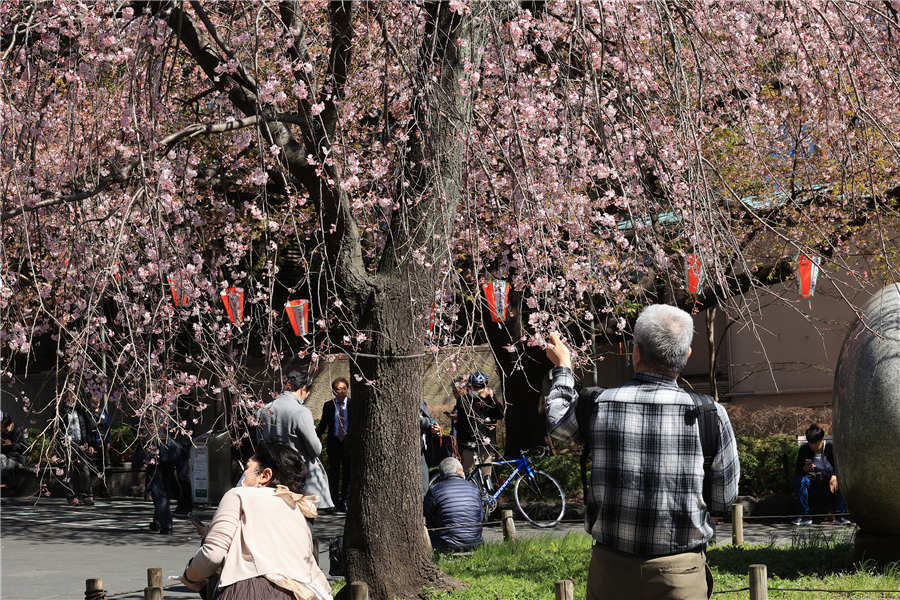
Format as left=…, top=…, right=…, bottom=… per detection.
left=471, top=454, right=537, bottom=504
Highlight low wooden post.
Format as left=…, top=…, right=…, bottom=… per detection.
left=348, top=581, right=369, bottom=600
left=501, top=509, right=516, bottom=541
left=144, top=567, right=163, bottom=600
left=84, top=578, right=106, bottom=600
left=554, top=579, right=574, bottom=600
left=146, top=567, right=163, bottom=589
left=732, top=503, right=744, bottom=547
left=143, top=588, right=162, bottom=600
left=749, top=564, right=768, bottom=600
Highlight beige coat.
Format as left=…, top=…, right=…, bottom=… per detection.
left=188, top=485, right=331, bottom=599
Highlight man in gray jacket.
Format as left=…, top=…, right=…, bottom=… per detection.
left=257, top=370, right=334, bottom=510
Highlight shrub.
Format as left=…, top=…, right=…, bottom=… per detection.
left=736, top=434, right=799, bottom=497
left=726, top=405, right=832, bottom=438
left=545, top=434, right=802, bottom=500
left=537, top=454, right=582, bottom=500
left=108, top=425, right=136, bottom=466
left=25, top=427, right=55, bottom=465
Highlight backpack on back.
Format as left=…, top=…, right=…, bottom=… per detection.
left=575, top=386, right=720, bottom=508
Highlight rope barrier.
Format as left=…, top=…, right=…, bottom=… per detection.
left=105, top=582, right=180, bottom=599
left=767, top=588, right=900, bottom=594
left=740, top=512, right=852, bottom=521
left=711, top=587, right=750, bottom=595
left=426, top=519, right=504, bottom=532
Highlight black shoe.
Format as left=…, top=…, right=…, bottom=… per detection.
left=82, top=497, right=95, bottom=506
left=159, top=528, right=172, bottom=535
left=149, top=522, right=160, bottom=532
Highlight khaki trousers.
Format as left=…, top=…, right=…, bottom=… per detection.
left=586, top=543, right=712, bottom=600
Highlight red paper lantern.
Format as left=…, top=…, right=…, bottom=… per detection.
left=285, top=299, right=310, bottom=338
left=168, top=275, right=191, bottom=306
left=482, top=280, right=510, bottom=324
left=686, top=254, right=704, bottom=296
left=797, top=255, right=820, bottom=298
left=221, top=287, right=244, bottom=325
left=428, top=302, right=436, bottom=334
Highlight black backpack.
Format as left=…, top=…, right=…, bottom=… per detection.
left=575, top=386, right=720, bottom=508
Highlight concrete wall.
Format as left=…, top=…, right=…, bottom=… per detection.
left=589, top=274, right=881, bottom=413
left=724, top=276, right=876, bottom=408
left=302, top=344, right=502, bottom=430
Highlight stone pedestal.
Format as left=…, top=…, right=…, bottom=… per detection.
left=853, top=531, right=900, bottom=564
left=833, top=283, right=900, bottom=535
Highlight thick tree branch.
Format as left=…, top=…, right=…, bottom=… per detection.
left=2, top=112, right=300, bottom=222
left=145, top=0, right=371, bottom=305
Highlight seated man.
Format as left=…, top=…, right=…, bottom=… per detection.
left=423, top=457, right=484, bottom=551
left=793, top=423, right=849, bottom=525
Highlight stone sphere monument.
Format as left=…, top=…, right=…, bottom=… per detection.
left=833, top=282, right=900, bottom=559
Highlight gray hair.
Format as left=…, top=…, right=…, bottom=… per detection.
left=633, top=304, right=694, bottom=374
left=439, top=457, right=463, bottom=478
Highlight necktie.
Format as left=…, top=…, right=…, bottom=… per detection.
left=337, top=403, right=346, bottom=441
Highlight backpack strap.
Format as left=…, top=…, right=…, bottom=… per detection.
left=576, top=387, right=603, bottom=523
left=687, top=391, right=720, bottom=508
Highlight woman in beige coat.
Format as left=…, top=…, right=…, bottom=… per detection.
left=180, top=442, right=332, bottom=600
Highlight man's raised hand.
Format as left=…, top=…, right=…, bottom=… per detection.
left=545, top=331, right=572, bottom=369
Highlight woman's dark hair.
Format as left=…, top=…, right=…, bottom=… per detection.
left=805, top=423, right=825, bottom=444
left=252, top=442, right=308, bottom=493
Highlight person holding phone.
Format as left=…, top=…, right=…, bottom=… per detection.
left=180, top=442, right=332, bottom=600
left=258, top=370, right=334, bottom=512
left=544, top=305, right=740, bottom=600
left=793, top=423, right=849, bottom=525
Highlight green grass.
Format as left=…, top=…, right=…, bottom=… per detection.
left=422, top=533, right=900, bottom=600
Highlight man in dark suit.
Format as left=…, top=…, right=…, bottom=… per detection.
left=317, top=377, right=352, bottom=512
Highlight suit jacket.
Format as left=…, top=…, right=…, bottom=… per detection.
left=316, top=398, right=351, bottom=443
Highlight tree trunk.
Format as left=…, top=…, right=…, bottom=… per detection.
left=341, top=4, right=485, bottom=597
left=343, top=277, right=454, bottom=599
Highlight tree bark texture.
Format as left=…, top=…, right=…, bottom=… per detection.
left=341, top=3, right=485, bottom=598
left=342, top=278, right=449, bottom=599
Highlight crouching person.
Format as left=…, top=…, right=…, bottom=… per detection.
left=423, top=457, right=483, bottom=552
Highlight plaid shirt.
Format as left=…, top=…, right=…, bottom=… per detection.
left=546, top=367, right=740, bottom=557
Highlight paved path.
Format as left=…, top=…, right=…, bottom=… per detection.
left=1, top=497, right=856, bottom=600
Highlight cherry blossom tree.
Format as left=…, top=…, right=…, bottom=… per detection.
left=2, top=1, right=898, bottom=597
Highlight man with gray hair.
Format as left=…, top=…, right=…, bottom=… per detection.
left=423, top=457, right=484, bottom=551
left=545, top=304, right=739, bottom=600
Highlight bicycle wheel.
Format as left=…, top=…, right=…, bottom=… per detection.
left=513, top=469, right=566, bottom=528
left=428, top=472, right=441, bottom=488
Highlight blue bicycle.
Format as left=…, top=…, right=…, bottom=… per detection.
left=430, top=447, right=566, bottom=528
